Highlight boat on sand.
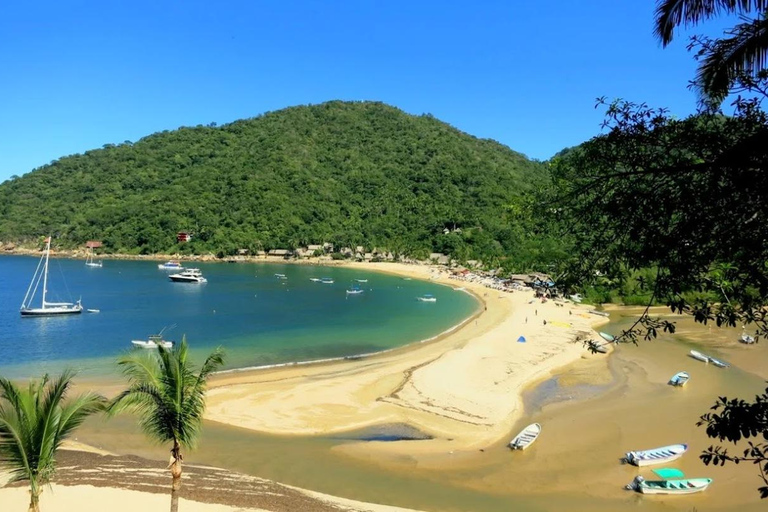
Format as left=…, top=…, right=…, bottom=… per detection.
left=626, top=443, right=688, bottom=466
left=626, top=475, right=712, bottom=495
left=508, top=423, right=541, bottom=450
left=669, top=371, right=689, bottom=387
left=689, top=350, right=709, bottom=363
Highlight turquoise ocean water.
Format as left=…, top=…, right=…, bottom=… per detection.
left=0, top=256, right=479, bottom=378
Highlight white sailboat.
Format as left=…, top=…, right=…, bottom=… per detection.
left=85, top=246, right=103, bottom=268
left=20, top=237, right=83, bottom=316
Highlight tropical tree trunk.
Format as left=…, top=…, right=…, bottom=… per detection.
left=169, top=440, right=183, bottom=512
left=28, top=485, right=41, bottom=512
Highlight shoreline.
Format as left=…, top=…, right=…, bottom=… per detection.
left=204, top=261, right=608, bottom=453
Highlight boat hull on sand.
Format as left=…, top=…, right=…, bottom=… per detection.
left=669, top=371, right=689, bottom=387
left=628, top=476, right=712, bottom=495
left=626, top=443, right=688, bottom=467
left=509, top=423, right=541, bottom=450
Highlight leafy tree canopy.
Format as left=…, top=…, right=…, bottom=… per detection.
left=0, top=101, right=557, bottom=270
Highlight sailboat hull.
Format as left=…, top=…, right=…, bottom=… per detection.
left=21, top=306, right=83, bottom=316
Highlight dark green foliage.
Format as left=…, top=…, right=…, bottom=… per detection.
left=0, top=101, right=550, bottom=268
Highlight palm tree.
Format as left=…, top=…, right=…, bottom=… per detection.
left=109, top=338, right=224, bottom=512
left=0, top=371, right=105, bottom=512
left=654, top=0, right=768, bottom=104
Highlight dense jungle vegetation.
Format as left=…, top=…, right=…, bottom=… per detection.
left=0, top=101, right=565, bottom=270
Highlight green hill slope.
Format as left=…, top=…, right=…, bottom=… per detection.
left=0, top=101, right=551, bottom=263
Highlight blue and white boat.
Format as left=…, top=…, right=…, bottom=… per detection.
left=321, top=277, right=334, bottom=284
left=417, top=294, right=437, bottom=303
left=346, top=287, right=364, bottom=295
left=626, top=443, right=688, bottom=467
left=669, top=371, right=689, bottom=387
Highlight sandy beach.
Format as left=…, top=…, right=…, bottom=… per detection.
left=4, top=261, right=767, bottom=511
left=205, top=262, right=607, bottom=454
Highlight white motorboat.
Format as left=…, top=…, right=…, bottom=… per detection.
left=309, top=278, right=322, bottom=282
left=669, top=371, right=690, bottom=387
left=169, top=268, right=207, bottom=283
left=20, top=237, right=83, bottom=317
left=321, top=277, right=334, bottom=284
left=689, top=350, right=710, bottom=363
left=509, top=423, right=541, bottom=450
left=355, top=279, right=368, bottom=283
left=417, top=294, right=437, bottom=303
left=132, top=333, right=174, bottom=349
left=158, top=260, right=184, bottom=270
left=627, top=475, right=712, bottom=495
left=740, top=334, right=756, bottom=344
left=346, top=288, right=364, bottom=295
left=626, top=443, right=688, bottom=467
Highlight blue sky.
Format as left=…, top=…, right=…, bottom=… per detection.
left=0, top=1, right=735, bottom=182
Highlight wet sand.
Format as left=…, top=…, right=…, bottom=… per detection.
left=4, top=263, right=767, bottom=511
left=204, top=262, right=604, bottom=454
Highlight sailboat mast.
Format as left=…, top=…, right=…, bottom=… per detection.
left=42, top=236, right=51, bottom=309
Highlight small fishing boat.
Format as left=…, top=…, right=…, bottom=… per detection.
left=626, top=444, right=688, bottom=467
left=417, top=294, right=437, bottom=303
left=87, top=308, right=100, bottom=313
left=708, top=356, right=730, bottom=368
left=274, top=273, right=286, bottom=278
left=689, top=350, right=710, bottom=363
left=626, top=476, right=712, bottom=495
left=131, top=334, right=174, bottom=349
left=169, top=268, right=207, bottom=283
left=740, top=334, right=756, bottom=344
left=309, top=278, right=321, bottom=282
left=509, top=423, right=541, bottom=450
left=355, top=279, right=368, bottom=283
left=158, top=260, right=183, bottom=270
left=599, top=332, right=616, bottom=343
left=346, top=287, right=364, bottom=295
left=321, top=278, right=334, bottom=284
left=669, top=371, right=689, bottom=387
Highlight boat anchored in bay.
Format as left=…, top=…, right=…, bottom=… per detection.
left=20, top=237, right=83, bottom=317
left=169, top=268, right=208, bottom=283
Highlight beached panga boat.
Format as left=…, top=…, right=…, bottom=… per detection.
left=626, top=443, right=688, bottom=466
left=599, top=332, right=615, bottom=342
left=669, top=371, right=689, bottom=387
left=740, top=334, right=756, bottom=344
left=689, top=350, right=709, bottom=363
left=626, top=475, right=712, bottom=495
left=509, top=423, right=541, bottom=450
left=708, top=356, right=730, bottom=368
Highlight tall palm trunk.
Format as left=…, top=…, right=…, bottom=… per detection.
left=169, top=439, right=183, bottom=512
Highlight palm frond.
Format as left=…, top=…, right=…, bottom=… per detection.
left=655, top=0, right=768, bottom=45
left=0, top=371, right=104, bottom=490
left=111, top=338, right=225, bottom=451
left=694, top=15, right=768, bottom=102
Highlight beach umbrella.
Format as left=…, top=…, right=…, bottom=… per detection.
left=517, top=336, right=526, bottom=343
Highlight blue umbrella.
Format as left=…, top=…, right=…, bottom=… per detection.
left=517, top=336, right=526, bottom=343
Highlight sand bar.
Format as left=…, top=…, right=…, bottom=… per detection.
left=206, top=262, right=607, bottom=452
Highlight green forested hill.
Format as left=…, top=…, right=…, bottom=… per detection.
left=0, top=101, right=557, bottom=266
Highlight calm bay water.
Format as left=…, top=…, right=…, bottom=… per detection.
left=0, top=256, right=478, bottom=378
